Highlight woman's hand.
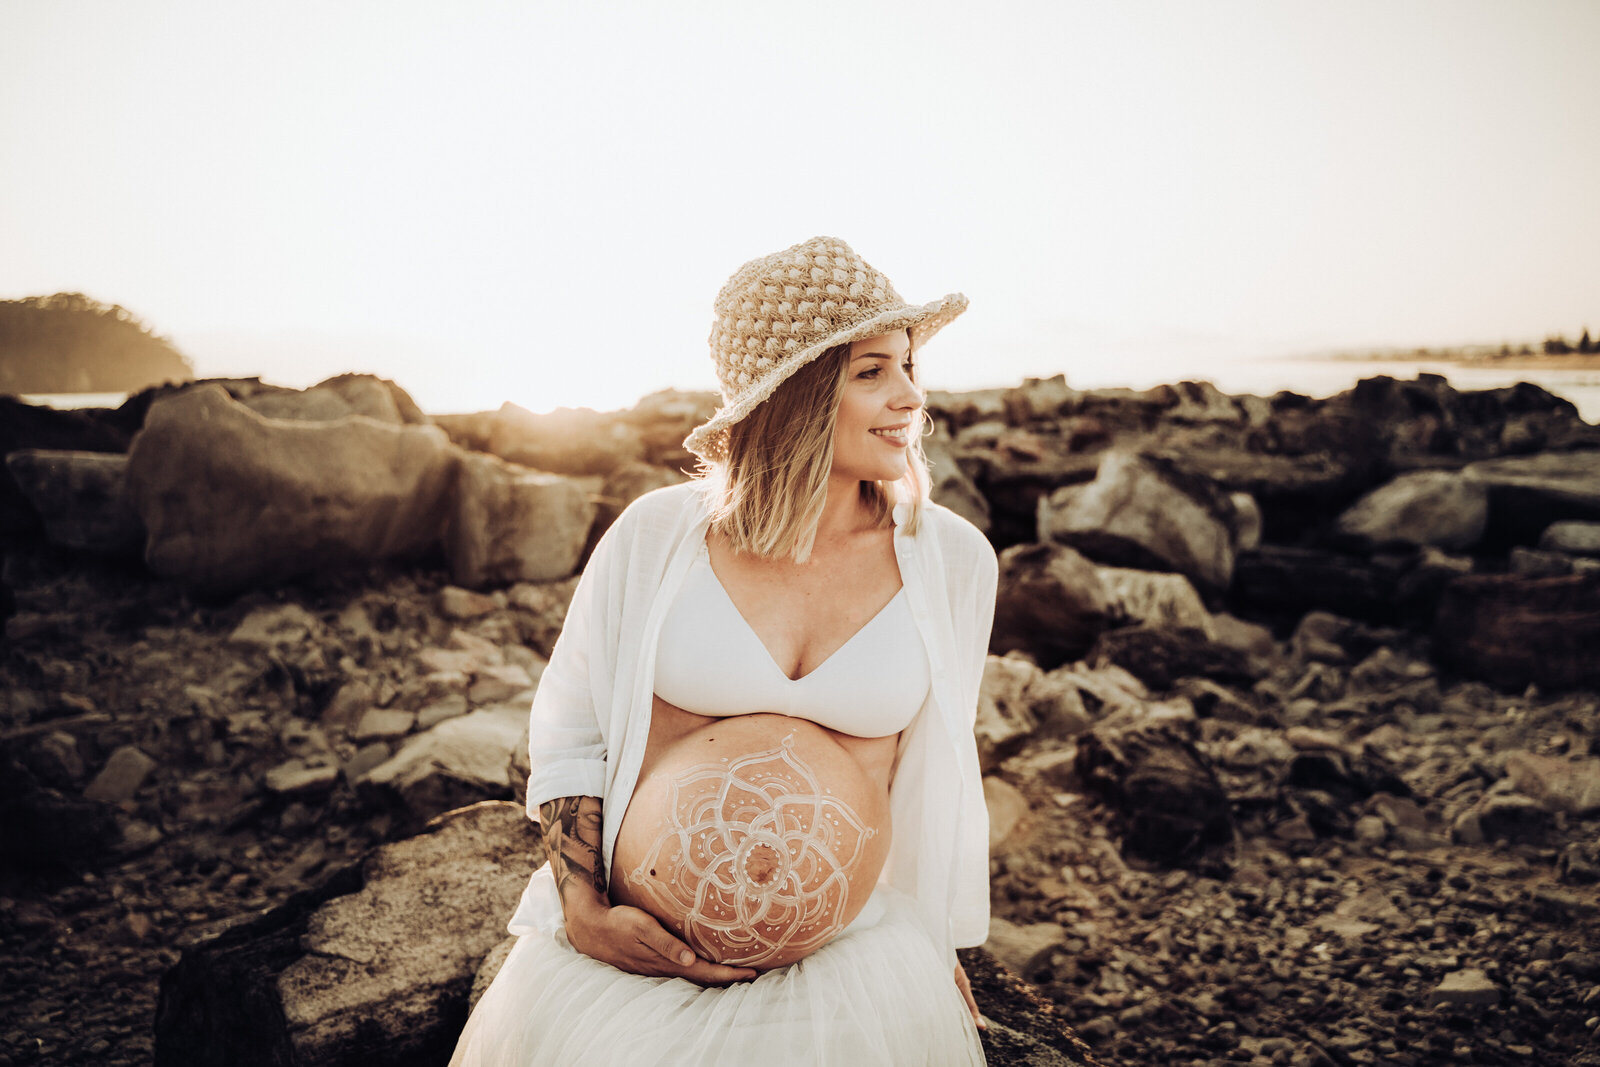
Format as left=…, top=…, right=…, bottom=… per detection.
left=955, top=961, right=986, bottom=1030
left=565, top=896, right=758, bottom=985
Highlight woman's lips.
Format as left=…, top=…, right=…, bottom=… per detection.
left=869, top=426, right=909, bottom=447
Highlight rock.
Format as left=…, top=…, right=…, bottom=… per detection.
left=1432, top=572, right=1600, bottom=690
left=1038, top=450, right=1241, bottom=595
left=1045, top=663, right=1149, bottom=722
left=925, top=430, right=991, bottom=534
left=1075, top=720, right=1233, bottom=866
left=991, top=542, right=1112, bottom=668
left=485, top=402, right=645, bottom=476
left=984, top=917, right=1066, bottom=982
left=83, top=745, right=158, bottom=803
left=1093, top=566, right=1214, bottom=636
left=1541, top=520, right=1600, bottom=557
left=228, top=604, right=320, bottom=649
left=360, top=705, right=529, bottom=830
left=581, top=462, right=688, bottom=559
left=466, top=936, right=517, bottom=1014
left=0, top=756, right=120, bottom=871
left=351, top=709, right=415, bottom=742
left=4, top=449, right=143, bottom=555
left=341, top=743, right=391, bottom=784
left=438, top=586, right=499, bottom=620
left=444, top=451, right=596, bottom=588
left=1231, top=545, right=1458, bottom=626
left=977, top=656, right=1042, bottom=772
left=1087, top=625, right=1258, bottom=692
left=985, top=775, right=1032, bottom=849
left=153, top=802, right=542, bottom=1067
left=1229, top=492, right=1263, bottom=551
left=959, top=946, right=1102, bottom=1066
left=416, top=694, right=470, bottom=730
left=1352, top=815, right=1388, bottom=846
left=467, top=664, right=534, bottom=705
left=319, top=679, right=375, bottom=730
left=507, top=577, right=580, bottom=656
left=1509, top=545, right=1576, bottom=577
left=233, top=375, right=407, bottom=424
left=1474, top=794, right=1554, bottom=842
left=1504, top=751, right=1600, bottom=815
left=1332, top=470, right=1488, bottom=551
left=262, top=760, right=339, bottom=799
left=1427, top=969, right=1500, bottom=1008
left=1463, top=451, right=1600, bottom=547
left=127, top=385, right=457, bottom=594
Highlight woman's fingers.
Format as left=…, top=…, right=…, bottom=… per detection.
left=954, top=962, right=985, bottom=1030
left=617, top=907, right=757, bottom=984
left=678, top=956, right=760, bottom=985
left=629, top=912, right=696, bottom=967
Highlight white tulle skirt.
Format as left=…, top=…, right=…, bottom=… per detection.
left=449, top=885, right=985, bottom=1067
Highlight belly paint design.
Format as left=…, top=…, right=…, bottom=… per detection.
left=621, top=733, right=878, bottom=968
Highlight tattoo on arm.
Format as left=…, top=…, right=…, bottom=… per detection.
left=539, top=796, right=607, bottom=905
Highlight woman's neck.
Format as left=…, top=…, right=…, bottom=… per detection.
left=813, top=476, right=875, bottom=546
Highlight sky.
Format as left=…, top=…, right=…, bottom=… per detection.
left=2, top=0, right=1597, bottom=413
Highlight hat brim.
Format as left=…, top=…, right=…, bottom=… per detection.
left=683, top=292, right=967, bottom=463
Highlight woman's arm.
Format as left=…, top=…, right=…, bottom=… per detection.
left=538, top=795, right=756, bottom=984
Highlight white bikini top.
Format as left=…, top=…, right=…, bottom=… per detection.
left=653, top=541, right=931, bottom=738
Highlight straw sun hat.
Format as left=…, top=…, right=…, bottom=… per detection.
left=683, top=236, right=967, bottom=463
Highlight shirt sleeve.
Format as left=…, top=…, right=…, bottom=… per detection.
left=523, top=515, right=624, bottom=816
left=950, top=519, right=1000, bottom=950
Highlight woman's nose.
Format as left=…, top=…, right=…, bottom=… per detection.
left=891, top=367, right=923, bottom=410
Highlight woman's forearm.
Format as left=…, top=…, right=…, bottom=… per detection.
left=538, top=795, right=608, bottom=915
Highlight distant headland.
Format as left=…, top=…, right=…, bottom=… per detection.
left=0, top=293, right=194, bottom=394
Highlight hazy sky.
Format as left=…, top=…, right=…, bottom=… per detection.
left=3, top=0, right=1597, bottom=412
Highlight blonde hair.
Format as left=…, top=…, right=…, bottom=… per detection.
left=696, top=338, right=930, bottom=562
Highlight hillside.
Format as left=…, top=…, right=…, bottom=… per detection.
left=0, top=293, right=193, bottom=394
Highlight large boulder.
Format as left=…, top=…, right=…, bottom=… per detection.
left=1075, top=715, right=1233, bottom=867
left=444, top=450, right=596, bottom=589
left=126, top=385, right=457, bottom=594
left=991, top=542, right=1113, bottom=668
left=580, top=461, right=689, bottom=565
left=485, top=402, right=645, bottom=476
left=360, top=705, right=530, bottom=831
left=4, top=449, right=143, bottom=555
left=1038, top=450, right=1241, bottom=596
left=925, top=430, right=991, bottom=533
left=153, top=802, right=541, bottom=1067
left=1463, top=451, right=1600, bottom=548
left=1093, top=565, right=1214, bottom=636
left=1432, top=571, right=1600, bottom=690
left=1333, top=470, right=1488, bottom=551
left=1087, top=625, right=1259, bottom=692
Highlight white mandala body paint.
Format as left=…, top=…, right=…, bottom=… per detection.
left=622, top=733, right=878, bottom=968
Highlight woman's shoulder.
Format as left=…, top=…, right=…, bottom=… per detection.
left=609, top=478, right=711, bottom=539
left=910, top=498, right=996, bottom=565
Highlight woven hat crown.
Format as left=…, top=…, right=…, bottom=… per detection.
left=686, top=236, right=966, bottom=462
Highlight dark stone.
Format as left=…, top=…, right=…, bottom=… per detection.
left=991, top=542, right=1113, bottom=669
left=1087, top=625, right=1260, bottom=692
left=1432, top=572, right=1600, bottom=690
left=959, top=946, right=1106, bottom=1067
left=1075, top=721, right=1234, bottom=865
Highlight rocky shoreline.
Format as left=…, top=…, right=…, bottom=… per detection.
left=2, top=370, right=1598, bottom=1065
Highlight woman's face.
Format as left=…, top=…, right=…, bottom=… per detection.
left=831, top=330, right=923, bottom=484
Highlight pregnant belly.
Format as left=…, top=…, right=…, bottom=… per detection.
left=610, top=713, right=891, bottom=971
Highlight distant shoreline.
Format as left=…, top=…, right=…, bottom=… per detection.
left=1324, top=349, right=1600, bottom=372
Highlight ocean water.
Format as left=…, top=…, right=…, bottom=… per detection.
left=19, top=358, right=1600, bottom=425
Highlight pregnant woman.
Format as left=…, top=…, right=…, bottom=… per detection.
left=450, top=236, right=998, bottom=1066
